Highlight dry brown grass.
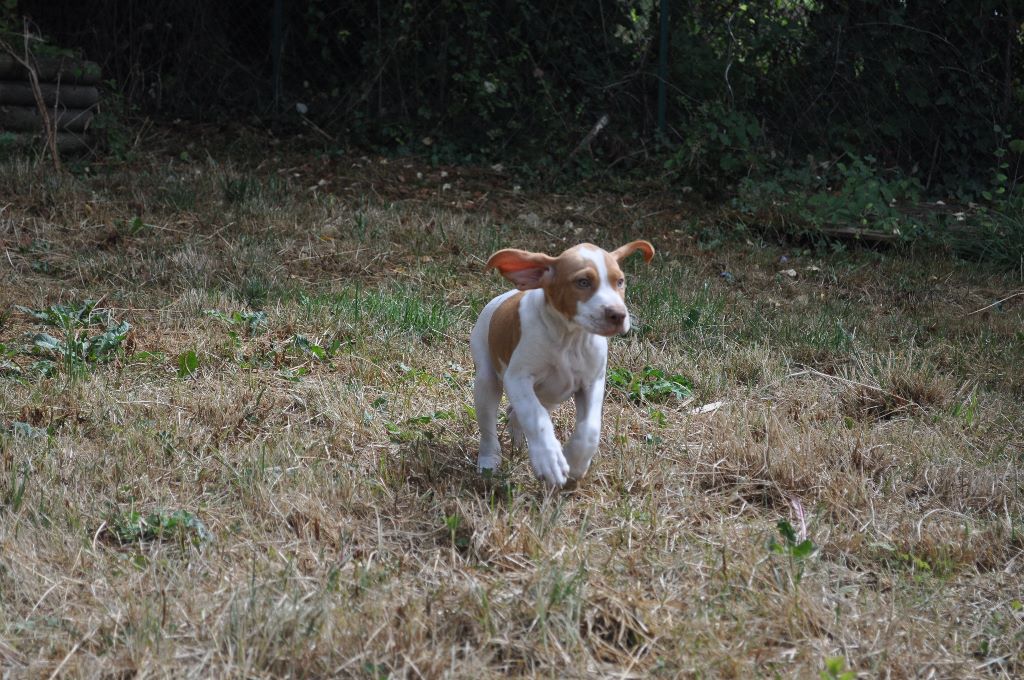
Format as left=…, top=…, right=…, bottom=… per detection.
left=1, top=127, right=1023, bottom=678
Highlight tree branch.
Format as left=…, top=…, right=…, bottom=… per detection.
left=0, top=19, right=62, bottom=172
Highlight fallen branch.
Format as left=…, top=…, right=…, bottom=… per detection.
left=556, top=113, right=610, bottom=176
left=966, top=291, right=1024, bottom=316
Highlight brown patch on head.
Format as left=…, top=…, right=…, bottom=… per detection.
left=543, top=244, right=603, bottom=320
left=488, top=292, right=524, bottom=370
left=602, top=250, right=627, bottom=302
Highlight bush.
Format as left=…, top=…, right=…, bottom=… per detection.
left=13, top=0, right=1024, bottom=199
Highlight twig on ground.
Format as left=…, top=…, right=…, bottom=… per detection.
left=965, top=290, right=1024, bottom=316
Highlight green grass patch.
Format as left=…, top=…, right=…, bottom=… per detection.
left=298, top=286, right=463, bottom=340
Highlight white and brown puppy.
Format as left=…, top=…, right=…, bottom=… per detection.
left=470, top=240, right=655, bottom=487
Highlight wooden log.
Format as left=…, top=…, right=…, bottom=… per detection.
left=0, top=131, right=90, bottom=155
left=0, top=104, right=94, bottom=133
left=0, top=81, right=100, bottom=108
left=817, top=226, right=898, bottom=244
left=0, top=55, right=102, bottom=85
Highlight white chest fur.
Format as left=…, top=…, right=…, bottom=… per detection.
left=530, top=333, right=606, bottom=409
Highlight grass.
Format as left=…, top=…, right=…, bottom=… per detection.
left=1, top=127, right=1023, bottom=677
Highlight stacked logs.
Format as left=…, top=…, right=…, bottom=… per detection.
left=0, top=54, right=101, bottom=154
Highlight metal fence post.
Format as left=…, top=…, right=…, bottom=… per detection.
left=271, top=0, right=284, bottom=114
left=657, top=0, right=669, bottom=138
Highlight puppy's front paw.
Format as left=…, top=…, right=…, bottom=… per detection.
left=563, top=438, right=597, bottom=480
left=529, top=444, right=569, bottom=487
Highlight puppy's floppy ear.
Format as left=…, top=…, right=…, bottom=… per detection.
left=486, top=249, right=557, bottom=290
left=610, top=240, right=655, bottom=264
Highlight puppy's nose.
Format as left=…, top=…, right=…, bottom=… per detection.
left=605, top=308, right=626, bottom=325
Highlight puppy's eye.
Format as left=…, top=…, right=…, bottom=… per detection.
left=617, top=278, right=625, bottom=288
left=576, top=278, right=592, bottom=288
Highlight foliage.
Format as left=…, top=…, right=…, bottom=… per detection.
left=735, top=154, right=926, bottom=236
left=19, top=299, right=109, bottom=328
left=607, top=365, right=692, bottom=404
left=177, top=349, right=200, bottom=379
left=769, top=519, right=815, bottom=560
left=16, top=300, right=130, bottom=374
left=729, top=156, right=1024, bottom=269
left=684, top=0, right=1021, bottom=196
left=105, top=509, right=213, bottom=546
left=769, top=519, right=816, bottom=586
left=15, top=0, right=1024, bottom=201
left=286, top=0, right=648, bottom=158
left=820, top=657, right=856, bottom=680
left=204, top=309, right=268, bottom=335
left=665, top=103, right=764, bottom=192
left=291, top=334, right=338, bottom=360
left=0, top=0, right=18, bottom=36
left=30, top=323, right=130, bottom=366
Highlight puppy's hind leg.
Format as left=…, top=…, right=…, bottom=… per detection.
left=474, top=365, right=503, bottom=472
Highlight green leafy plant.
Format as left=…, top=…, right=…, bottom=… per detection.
left=820, top=656, right=856, bottom=680
left=105, top=509, right=212, bottom=546
left=873, top=543, right=958, bottom=578
left=384, top=410, right=455, bottom=443
left=31, top=322, right=131, bottom=364
left=18, top=299, right=109, bottom=329
left=10, top=421, right=49, bottom=438
left=769, top=519, right=816, bottom=586
left=19, top=301, right=131, bottom=373
left=177, top=350, right=200, bottom=379
left=949, top=194, right=1024, bottom=271
left=220, top=174, right=262, bottom=206
left=607, top=366, right=692, bottom=404
left=204, top=309, right=269, bottom=335
left=982, top=130, right=1022, bottom=202
left=0, top=342, right=21, bottom=378
left=443, top=513, right=471, bottom=550
left=92, top=93, right=135, bottom=160
left=291, top=334, right=341, bottom=360
left=0, top=0, right=18, bottom=35
left=770, top=519, right=815, bottom=559
left=951, top=391, right=979, bottom=428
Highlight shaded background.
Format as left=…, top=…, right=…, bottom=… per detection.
left=8, top=0, right=1024, bottom=198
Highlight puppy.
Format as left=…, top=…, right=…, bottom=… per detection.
left=470, top=241, right=655, bottom=486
